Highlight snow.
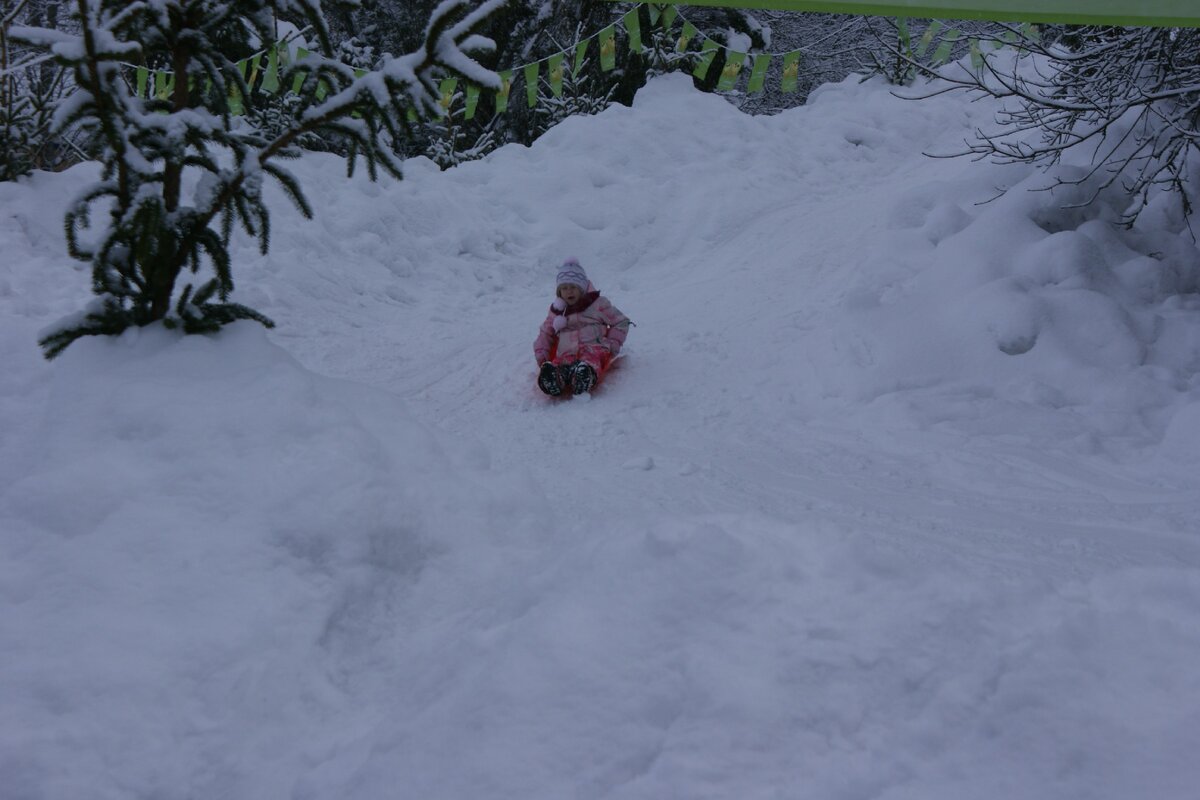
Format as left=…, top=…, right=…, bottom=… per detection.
left=3, top=68, right=1200, bottom=799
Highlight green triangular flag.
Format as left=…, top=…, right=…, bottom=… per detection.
left=496, top=69, right=512, bottom=113
left=464, top=84, right=480, bottom=119
left=717, top=51, right=746, bottom=91
left=692, top=39, right=719, bottom=80
left=897, top=17, right=912, bottom=55
left=677, top=21, right=697, bottom=53
left=648, top=4, right=661, bottom=25
left=624, top=9, right=642, bottom=54
left=524, top=62, right=539, bottom=107
left=548, top=52, right=564, bottom=98
left=292, top=48, right=309, bottom=94
left=136, top=66, right=149, bottom=98
left=599, top=25, right=617, bottom=71
left=781, top=50, right=801, bottom=93
left=660, top=5, right=677, bottom=31
left=228, top=62, right=246, bottom=115
left=247, top=53, right=262, bottom=92
left=154, top=70, right=170, bottom=100
left=574, top=40, right=589, bottom=77
left=438, top=77, right=458, bottom=114
left=261, top=45, right=280, bottom=94
left=747, top=53, right=770, bottom=93
left=969, top=38, right=984, bottom=71
left=932, top=30, right=959, bottom=65
left=406, top=107, right=418, bottom=123
left=916, top=20, right=942, bottom=58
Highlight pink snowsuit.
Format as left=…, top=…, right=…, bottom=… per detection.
left=534, top=289, right=630, bottom=376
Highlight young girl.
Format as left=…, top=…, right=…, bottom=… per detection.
left=534, top=258, right=631, bottom=396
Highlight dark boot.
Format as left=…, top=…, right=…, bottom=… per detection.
left=569, top=362, right=597, bottom=394
left=538, top=362, right=564, bottom=396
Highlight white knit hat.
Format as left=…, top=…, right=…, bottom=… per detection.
left=555, top=258, right=589, bottom=291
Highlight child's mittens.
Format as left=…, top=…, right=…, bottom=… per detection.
left=552, top=315, right=567, bottom=333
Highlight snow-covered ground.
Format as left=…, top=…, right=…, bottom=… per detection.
left=3, top=69, right=1200, bottom=799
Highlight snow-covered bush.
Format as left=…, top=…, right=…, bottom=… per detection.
left=424, top=89, right=499, bottom=169
left=924, top=25, right=1200, bottom=226
left=11, top=0, right=503, bottom=359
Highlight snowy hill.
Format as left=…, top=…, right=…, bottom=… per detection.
left=2, top=72, right=1200, bottom=799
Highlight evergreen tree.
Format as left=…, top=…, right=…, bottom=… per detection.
left=2, top=0, right=78, bottom=180
left=12, top=0, right=504, bottom=359
left=531, top=43, right=614, bottom=139
left=424, top=84, right=498, bottom=168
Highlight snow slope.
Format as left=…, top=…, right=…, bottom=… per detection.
left=2, top=71, right=1200, bottom=799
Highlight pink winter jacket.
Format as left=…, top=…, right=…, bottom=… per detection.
left=534, top=291, right=631, bottom=363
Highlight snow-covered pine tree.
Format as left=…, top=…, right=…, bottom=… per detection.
left=424, top=86, right=499, bottom=169
left=0, top=0, right=38, bottom=180
left=12, top=0, right=504, bottom=359
left=2, top=0, right=76, bottom=180
left=532, top=41, right=613, bottom=139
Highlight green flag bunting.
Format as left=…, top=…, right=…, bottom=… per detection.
left=693, top=39, right=719, bottom=80
left=717, top=51, right=746, bottom=91
left=548, top=52, right=565, bottom=97
left=595, top=1, right=1200, bottom=28
left=599, top=25, right=617, bottom=70
left=781, top=50, right=801, bottom=93
left=677, top=21, right=697, bottom=53
left=496, top=69, right=512, bottom=113
left=969, top=37, right=984, bottom=70
left=660, top=5, right=678, bottom=30
left=747, top=53, right=770, bottom=93
left=292, top=48, right=309, bottom=94
left=624, top=9, right=642, bottom=53
left=524, top=61, right=539, bottom=107
left=574, top=40, right=589, bottom=77
left=136, top=66, right=148, bottom=98
left=261, top=46, right=280, bottom=94
left=897, top=16, right=912, bottom=54
left=932, top=30, right=959, bottom=64
left=438, top=77, right=458, bottom=114
left=916, top=20, right=942, bottom=57
left=465, top=83, right=480, bottom=119
left=247, top=53, right=261, bottom=92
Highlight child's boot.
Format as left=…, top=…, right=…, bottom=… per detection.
left=538, top=362, right=565, bottom=396
left=569, top=362, right=597, bottom=394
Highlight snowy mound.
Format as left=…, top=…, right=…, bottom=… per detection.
left=2, top=72, right=1200, bottom=798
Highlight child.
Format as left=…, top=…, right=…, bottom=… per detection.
left=534, top=258, right=631, bottom=396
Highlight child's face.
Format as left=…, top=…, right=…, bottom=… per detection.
left=558, top=283, right=583, bottom=305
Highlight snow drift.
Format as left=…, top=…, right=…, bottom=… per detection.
left=2, top=70, right=1199, bottom=799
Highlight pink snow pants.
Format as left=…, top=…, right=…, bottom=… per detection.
left=551, top=344, right=613, bottom=376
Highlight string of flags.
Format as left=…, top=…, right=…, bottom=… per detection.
left=124, top=5, right=1039, bottom=118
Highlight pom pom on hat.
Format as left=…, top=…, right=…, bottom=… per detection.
left=556, top=258, right=589, bottom=291
left=552, top=315, right=567, bottom=332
